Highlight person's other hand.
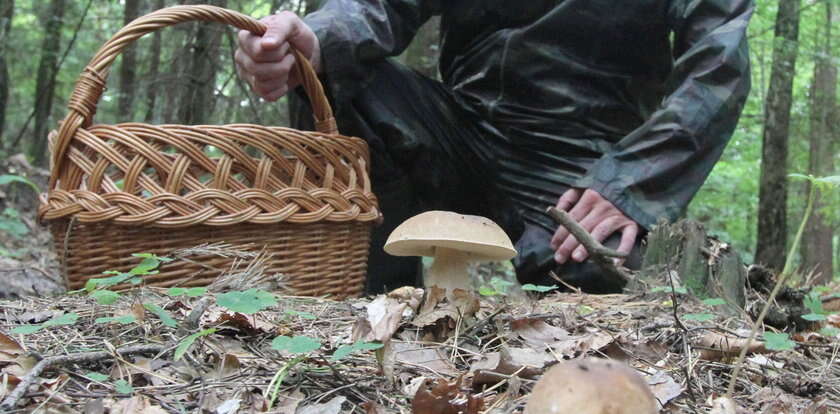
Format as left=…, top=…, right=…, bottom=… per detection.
left=550, top=188, right=639, bottom=265
left=235, top=11, right=321, bottom=102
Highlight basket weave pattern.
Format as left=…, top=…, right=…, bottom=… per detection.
left=38, top=6, right=379, bottom=298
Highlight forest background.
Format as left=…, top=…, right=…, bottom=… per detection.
left=0, top=0, right=837, bottom=282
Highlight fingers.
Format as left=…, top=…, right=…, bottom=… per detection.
left=569, top=215, right=620, bottom=262
left=235, top=11, right=320, bottom=101
left=550, top=189, right=597, bottom=250
left=615, top=223, right=639, bottom=265
left=556, top=188, right=582, bottom=211
left=554, top=213, right=599, bottom=264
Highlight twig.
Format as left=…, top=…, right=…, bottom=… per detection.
left=549, top=270, right=582, bottom=294
left=545, top=206, right=633, bottom=283
left=0, top=344, right=165, bottom=410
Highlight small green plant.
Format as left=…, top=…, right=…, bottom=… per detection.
left=521, top=283, right=558, bottom=293
left=0, top=174, right=40, bottom=193
left=85, top=372, right=109, bottom=382
left=174, top=328, right=216, bottom=361
left=11, top=312, right=79, bottom=335
left=95, top=315, right=137, bottom=325
left=478, top=276, right=516, bottom=296
left=144, top=303, right=177, bottom=328
left=284, top=309, right=317, bottom=320
left=0, top=207, right=28, bottom=239
left=114, top=379, right=134, bottom=395
left=266, top=335, right=323, bottom=409
left=330, top=340, right=383, bottom=361
left=702, top=298, right=727, bottom=306
left=167, top=287, right=207, bottom=297
left=802, top=291, right=831, bottom=321
left=763, top=332, right=796, bottom=351
left=217, top=289, right=278, bottom=314
left=651, top=285, right=688, bottom=295
left=683, top=313, right=714, bottom=322
left=84, top=253, right=173, bottom=291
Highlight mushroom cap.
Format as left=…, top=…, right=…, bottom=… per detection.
left=523, top=358, right=658, bottom=414
left=383, top=211, right=517, bottom=260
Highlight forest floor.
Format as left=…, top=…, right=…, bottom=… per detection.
left=0, top=157, right=838, bottom=413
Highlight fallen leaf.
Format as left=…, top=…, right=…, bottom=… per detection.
left=362, top=401, right=396, bottom=414
left=470, top=347, right=550, bottom=386
left=0, top=332, right=23, bottom=363
left=412, top=377, right=483, bottom=414
left=509, top=318, right=570, bottom=349
left=108, top=395, right=168, bottom=414
left=412, top=288, right=480, bottom=329
left=387, top=286, right=424, bottom=314
left=214, top=353, right=240, bottom=379
left=131, top=303, right=146, bottom=322
left=803, top=398, right=830, bottom=414
left=646, top=370, right=682, bottom=409
left=297, top=396, right=346, bottom=414
left=215, top=399, right=240, bottom=414
left=696, top=331, right=768, bottom=361
left=709, top=397, right=737, bottom=414
left=0, top=372, right=21, bottom=399
left=353, top=294, right=408, bottom=343
left=272, top=389, right=304, bottom=414
left=392, top=341, right=459, bottom=376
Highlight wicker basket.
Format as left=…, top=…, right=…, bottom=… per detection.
left=38, top=5, right=379, bottom=298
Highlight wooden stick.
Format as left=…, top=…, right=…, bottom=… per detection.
left=544, top=206, right=633, bottom=284
left=0, top=344, right=165, bottom=410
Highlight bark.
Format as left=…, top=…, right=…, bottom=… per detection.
left=177, top=0, right=227, bottom=124
left=801, top=2, right=836, bottom=284
left=0, top=0, right=13, bottom=143
left=28, top=0, right=67, bottom=165
left=755, top=0, right=801, bottom=271
left=117, top=0, right=141, bottom=120
left=144, top=0, right=164, bottom=122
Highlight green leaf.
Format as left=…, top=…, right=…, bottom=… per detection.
left=168, top=287, right=207, bottom=297
left=814, top=175, right=840, bottom=186
left=174, top=328, right=216, bottom=361
left=819, top=326, right=839, bottom=337
left=802, top=313, right=827, bottom=321
left=95, top=315, right=136, bottom=325
left=216, top=289, right=277, bottom=314
left=0, top=174, right=40, bottom=192
left=803, top=292, right=825, bottom=316
left=330, top=341, right=383, bottom=361
left=85, top=372, right=109, bottom=382
left=132, top=253, right=174, bottom=263
left=130, top=257, right=161, bottom=275
left=651, top=286, right=688, bottom=294
left=114, top=379, right=133, bottom=395
left=85, top=272, right=134, bottom=291
left=43, top=313, right=79, bottom=327
left=90, top=290, right=120, bottom=305
left=521, top=284, right=558, bottom=293
left=490, top=277, right=515, bottom=293
left=285, top=309, right=317, bottom=320
left=144, top=303, right=177, bottom=328
left=763, top=332, right=796, bottom=351
left=478, top=286, right=499, bottom=296
left=11, top=325, right=43, bottom=335
left=683, top=313, right=714, bottom=322
left=788, top=173, right=813, bottom=182
left=271, top=335, right=322, bottom=354
left=702, top=298, right=727, bottom=306
left=577, top=305, right=595, bottom=316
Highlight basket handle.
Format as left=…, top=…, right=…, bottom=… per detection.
left=50, top=5, right=336, bottom=188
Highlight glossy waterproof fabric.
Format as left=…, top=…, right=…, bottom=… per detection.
left=303, top=0, right=753, bottom=231
left=293, top=0, right=753, bottom=293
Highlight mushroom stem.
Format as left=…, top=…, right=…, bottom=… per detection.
left=425, top=247, right=472, bottom=292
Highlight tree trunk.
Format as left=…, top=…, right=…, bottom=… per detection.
left=28, top=0, right=66, bottom=165
left=755, top=0, right=801, bottom=271
left=117, top=0, right=141, bottom=120
left=144, top=0, right=164, bottom=122
left=801, top=2, right=836, bottom=284
left=0, top=0, right=14, bottom=143
left=177, top=0, right=227, bottom=125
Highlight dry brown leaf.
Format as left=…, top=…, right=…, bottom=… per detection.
left=696, top=331, right=768, bottom=361
left=272, top=389, right=304, bottom=414
left=509, top=318, right=570, bottom=349
left=412, top=288, right=479, bottom=329
left=603, top=338, right=668, bottom=364
left=0, top=372, right=21, bottom=400
left=392, top=341, right=459, bottom=376
left=412, top=377, right=483, bottom=414
left=130, top=303, right=146, bottom=322
left=470, top=347, right=550, bottom=386
left=298, top=395, right=346, bottom=414
left=108, top=395, right=167, bottom=414
left=214, top=353, right=241, bottom=379
left=83, top=398, right=105, bottom=414
left=646, top=370, right=682, bottom=409
left=803, top=398, right=830, bottom=414
left=0, top=332, right=23, bottom=364
left=388, top=286, right=424, bottom=314
left=353, top=294, right=409, bottom=343
left=363, top=401, right=397, bottom=414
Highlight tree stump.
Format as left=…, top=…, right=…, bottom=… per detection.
left=638, top=220, right=747, bottom=308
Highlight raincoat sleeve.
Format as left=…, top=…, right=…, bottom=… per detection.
left=303, top=0, right=441, bottom=108
left=575, top=0, right=754, bottom=230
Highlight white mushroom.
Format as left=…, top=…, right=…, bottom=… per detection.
left=523, top=358, right=658, bottom=414
left=384, top=211, right=516, bottom=293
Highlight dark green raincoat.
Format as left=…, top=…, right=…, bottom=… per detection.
left=295, top=0, right=754, bottom=293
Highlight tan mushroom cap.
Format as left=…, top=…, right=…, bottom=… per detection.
left=524, top=358, right=658, bottom=414
left=384, top=211, right=517, bottom=260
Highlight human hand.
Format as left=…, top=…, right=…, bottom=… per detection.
left=550, top=188, right=639, bottom=264
left=235, top=11, right=321, bottom=102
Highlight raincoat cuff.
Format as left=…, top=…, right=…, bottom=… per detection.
left=575, top=167, right=664, bottom=232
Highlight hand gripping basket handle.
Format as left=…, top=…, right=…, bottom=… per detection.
left=49, top=5, right=336, bottom=188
